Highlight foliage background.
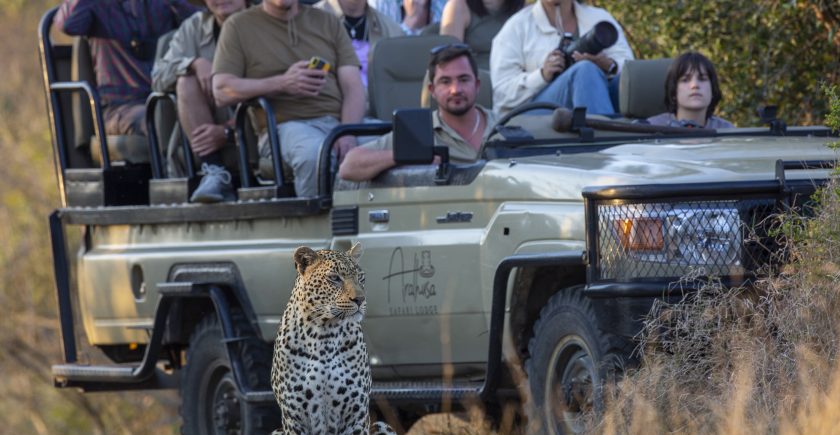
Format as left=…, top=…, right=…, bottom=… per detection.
left=0, top=0, right=836, bottom=433
left=599, top=0, right=840, bottom=126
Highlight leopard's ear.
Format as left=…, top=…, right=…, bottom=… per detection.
left=294, top=246, right=319, bottom=275
left=347, top=242, right=363, bottom=262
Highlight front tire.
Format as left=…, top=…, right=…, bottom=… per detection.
left=180, top=313, right=280, bottom=435
left=524, top=287, right=627, bottom=434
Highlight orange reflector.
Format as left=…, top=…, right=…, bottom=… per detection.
left=129, top=343, right=138, bottom=351
left=614, top=218, right=664, bottom=251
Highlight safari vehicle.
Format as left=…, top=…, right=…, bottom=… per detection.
left=39, top=6, right=838, bottom=435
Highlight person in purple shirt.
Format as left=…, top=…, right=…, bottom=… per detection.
left=55, top=0, right=197, bottom=142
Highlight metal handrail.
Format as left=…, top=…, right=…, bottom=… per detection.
left=234, top=97, right=283, bottom=188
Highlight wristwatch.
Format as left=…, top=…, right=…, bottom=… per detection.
left=607, top=61, right=618, bottom=75
left=224, top=126, right=235, bottom=143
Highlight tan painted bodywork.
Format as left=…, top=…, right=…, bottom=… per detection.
left=75, top=131, right=838, bottom=375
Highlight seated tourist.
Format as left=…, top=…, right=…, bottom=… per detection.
left=56, top=0, right=197, bottom=141
left=490, top=0, right=633, bottom=116
left=439, top=0, right=523, bottom=70
left=152, top=0, right=250, bottom=203
left=647, top=51, right=734, bottom=129
left=339, top=44, right=496, bottom=181
left=315, top=0, right=403, bottom=89
left=368, top=0, right=446, bottom=35
left=213, top=0, right=373, bottom=198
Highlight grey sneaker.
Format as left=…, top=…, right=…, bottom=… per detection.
left=190, top=163, right=236, bottom=203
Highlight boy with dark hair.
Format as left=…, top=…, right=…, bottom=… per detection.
left=647, top=51, right=733, bottom=128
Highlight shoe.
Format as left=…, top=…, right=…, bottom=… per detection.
left=190, top=163, right=236, bottom=203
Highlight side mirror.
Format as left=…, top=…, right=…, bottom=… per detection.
left=393, top=108, right=435, bottom=164
left=392, top=108, right=451, bottom=184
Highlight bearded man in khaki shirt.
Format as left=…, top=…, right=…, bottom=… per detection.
left=339, top=45, right=496, bottom=181
left=213, top=0, right=368, bottom=198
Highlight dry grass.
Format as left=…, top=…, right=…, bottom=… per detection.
left=0, top=2, right=179, bottom=433
left=417, top=185, right=840, bottom=435
left=597, top=185, right=840, bottom=435
left=4, top=1, right=839, bottom=433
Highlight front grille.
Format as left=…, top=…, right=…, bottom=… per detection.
left=584, top=181, right=820, bottom=283
left=593, top=199, right=780, bottom=281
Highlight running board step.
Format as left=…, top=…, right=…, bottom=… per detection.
left=236, top=380, right=486, bottom=404
left=371, top=380, right=484, bottom=401
left=52, top=363, right=177, bottom=392
left=53, top=363, right=136, bottom=381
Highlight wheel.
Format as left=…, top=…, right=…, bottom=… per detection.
left=180, top=313, right=281, bottom=435
left=524, top=286, right=627, bottom=435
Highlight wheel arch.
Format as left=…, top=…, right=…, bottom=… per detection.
left=506, top=258, right=586, bottom=363
left=162, top=262, right=265, bottom=345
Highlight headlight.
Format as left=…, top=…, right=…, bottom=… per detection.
left=598, top=201, right=743, bottom=279
left=667, top=207, right=741, bottom=266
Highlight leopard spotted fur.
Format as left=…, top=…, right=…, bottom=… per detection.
left=271, top=243, right=394, bottom=435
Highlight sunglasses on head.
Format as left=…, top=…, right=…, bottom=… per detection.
left=430, top=43, right=471, bottom=55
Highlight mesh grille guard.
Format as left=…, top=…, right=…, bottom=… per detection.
left=583, top=165, right=830, bottom=285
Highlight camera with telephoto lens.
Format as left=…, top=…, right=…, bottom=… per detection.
left=558, top=21, right=618, bottom=70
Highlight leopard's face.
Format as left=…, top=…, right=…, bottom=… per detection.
left=294, top=244, right=367, bottom=323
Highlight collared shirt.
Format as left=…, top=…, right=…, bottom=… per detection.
left=55, top=0, right=197, bottom=107
left=361, top=105, right=497, bottom=163
left=152, top=10, right=218, bottom=93
left=647, top=112, right=735, bottom=129
left=490, top=1, right=634, bottom=115
left=366, top=0, right=446, bottom=35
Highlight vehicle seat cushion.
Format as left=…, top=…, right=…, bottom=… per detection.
left=368, top=35, right=459, bottom=121
left=71, top=37, right=95, bottom=150
left=258, top=156, right=296, bottom=184
left=619, top=58, right=673, bottom=119
left=90, top=135, right=150, bottom=165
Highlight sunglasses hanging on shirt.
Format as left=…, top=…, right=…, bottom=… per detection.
left=343, top=15, right=368, bottom=41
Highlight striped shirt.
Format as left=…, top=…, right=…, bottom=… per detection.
left=55, top=0, right=197, bottom=108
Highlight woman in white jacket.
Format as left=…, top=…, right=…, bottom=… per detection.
left=490, top=0, right=633, bottom=116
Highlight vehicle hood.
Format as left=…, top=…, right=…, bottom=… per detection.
left=480, top=134, right=838, bottom=200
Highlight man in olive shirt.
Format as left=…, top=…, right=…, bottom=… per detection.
left=212, top=0, right=367, bottom=197
left=339, top=45, right=495, bottom=181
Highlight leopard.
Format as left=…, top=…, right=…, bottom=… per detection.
left=271, top=243, right=395, bottom=435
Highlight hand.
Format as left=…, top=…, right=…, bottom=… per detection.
left=403, top=0, right=430, bottom=31
left=281, top=60, right=327, bottom=97
left=333, top=135, right=358, bottom=164
left=541, top=49, right=567, bottom=82
left=570, top=51, right=614, bottom=73
left=190, top=57, right=214, bottom=103
left=190, top=124, right=227, bottom=157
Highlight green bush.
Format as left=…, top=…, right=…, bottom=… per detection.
left=600, top=0, right=840, bottom=126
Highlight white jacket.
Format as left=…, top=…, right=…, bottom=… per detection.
left=490, top=1, right=634, bottom=115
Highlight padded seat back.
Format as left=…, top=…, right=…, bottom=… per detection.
left=619, top=58, right=673, bottom=119
left=368, top=35, right=459, bottom=121
left=153, top=30, right=179, bottom=165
